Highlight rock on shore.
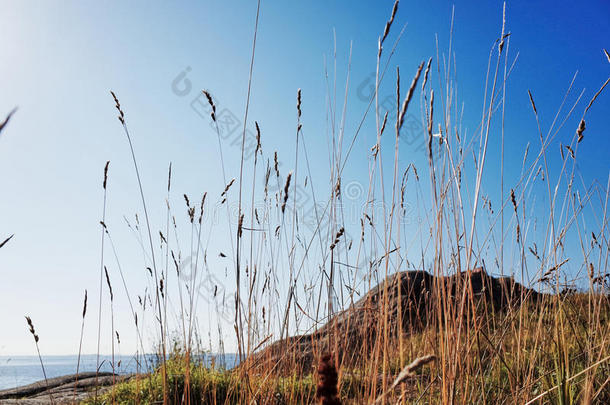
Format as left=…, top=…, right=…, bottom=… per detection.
left=246, top=268, right=544, bottom=373
left=0, top=372, right=131, bottom=404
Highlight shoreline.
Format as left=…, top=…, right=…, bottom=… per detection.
left=0, top=372, right=132, bottom=404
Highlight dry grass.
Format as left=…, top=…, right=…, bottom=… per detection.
left=16, top=1, right=610, bottom=404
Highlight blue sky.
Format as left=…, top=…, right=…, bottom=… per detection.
left=0, top=1, right=608, bottom=355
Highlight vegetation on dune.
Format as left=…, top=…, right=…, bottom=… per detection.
left=83, top=292, right=610, bottom=404
left=83, top=348, right=313, bottom=405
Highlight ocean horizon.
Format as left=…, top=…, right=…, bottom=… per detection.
left=0, top=353, right=239, bottom=390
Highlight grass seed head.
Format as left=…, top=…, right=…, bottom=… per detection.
left=25, top=316, right=39, bottom=343
left=316, top=354, right=340, bottom=405
left=281, top=171, right=293, bottom=214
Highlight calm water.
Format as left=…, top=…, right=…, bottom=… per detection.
left=0, top=354, right=238, bottom=390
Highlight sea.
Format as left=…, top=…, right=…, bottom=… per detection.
left=0, top=353, right=239, bottom=391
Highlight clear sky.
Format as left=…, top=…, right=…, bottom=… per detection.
left=1, top=1, right=608, bottom=355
